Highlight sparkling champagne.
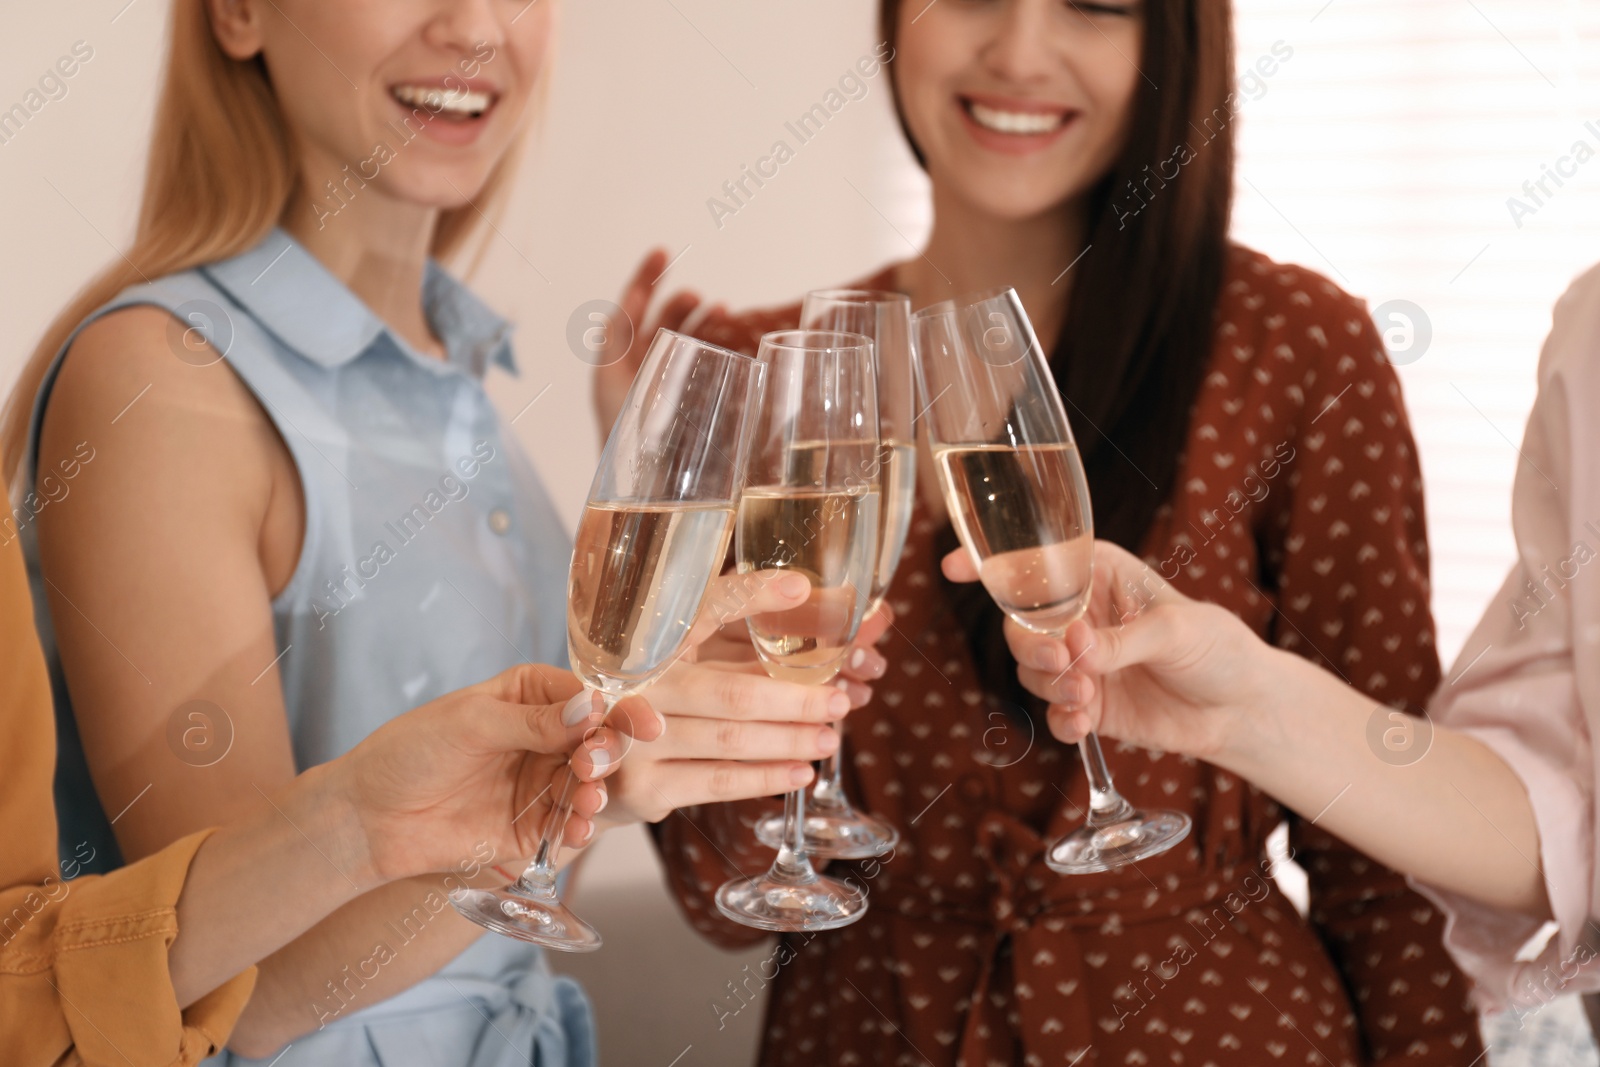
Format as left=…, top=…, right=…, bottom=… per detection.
left=737, top=485, right=879, bottom=684
left=934, top=441, right=1093, bottom=634
left=568, top=501, right=734, bottom=696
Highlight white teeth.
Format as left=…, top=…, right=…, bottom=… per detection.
left=967, top=101, right=1066, bottom=135
left=391, top=84, right=493, bottom=117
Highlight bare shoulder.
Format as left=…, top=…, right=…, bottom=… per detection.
left=38, top=303, right=280, bottom=525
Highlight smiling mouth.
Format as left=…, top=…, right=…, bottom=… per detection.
left=961, top=97, right=1073, bottom=136
left=390, top=83, right=497, bottom=121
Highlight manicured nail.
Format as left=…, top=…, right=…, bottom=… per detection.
left=577, top=819, right=595, bottom=843
left=790, top=765, right=813, bottom=786
left=778, top=572, right=809, bottom=598
left=850, top=647, right=867, bottom=670
left=827, top=689, right=851, bottom=716
left=563, top=691, right=596, bottom=727
left=594, top=785, right=608, bottom=814
left=588, top=748, right=612, bottom=776
left=817, top=728, right=840, bottom=755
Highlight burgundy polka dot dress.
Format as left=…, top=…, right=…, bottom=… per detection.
left=658, top=245, right=1484, bottom=1066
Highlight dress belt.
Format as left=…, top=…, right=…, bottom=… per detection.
left=865, top=809, right=1266, bottom=1066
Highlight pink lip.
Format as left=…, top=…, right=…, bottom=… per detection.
left=387, top=76, right=501, bottom=148
left=956, top=93, right=1077, bottom=156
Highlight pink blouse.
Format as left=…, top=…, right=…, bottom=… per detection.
left=1416, top=263, right=1600, bottom=1010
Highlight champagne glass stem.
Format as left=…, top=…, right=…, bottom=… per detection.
left=1079, top=731, right=1134, bottom=823
left=812, top=737, right=846, bottom=812
left=517, top=690, right=614, bottom=891
left=775, top=786, right=818, bottom=882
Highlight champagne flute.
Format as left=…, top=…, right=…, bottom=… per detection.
left=911, top=289, right=1192, bottom=874
left=451, top=329, right=762, bottom=949
left=715, top=330, right=880, bottom=931
left=754, top=290, right=912, bottom=860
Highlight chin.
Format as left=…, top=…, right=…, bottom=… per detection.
left=391, top=167, right=499, bottom=210
left=948, top=172, right=1081, bottom=224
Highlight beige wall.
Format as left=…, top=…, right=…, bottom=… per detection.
left=0, top=3, right=924, bottom=1065
left=0, top=0, right=927, bottom=522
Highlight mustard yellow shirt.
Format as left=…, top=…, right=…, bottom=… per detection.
left=0, top=477, right=255, bottom=1065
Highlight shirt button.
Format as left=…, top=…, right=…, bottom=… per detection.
left=487, top=508, right=512, bottom=535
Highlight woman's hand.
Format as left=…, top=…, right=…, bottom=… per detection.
left=333, top=663, right=651, bottom=886
left=598, top=570, right=888, bottom=825
left=941, top=539, right=1291, bottom=761
left=691, top=598, right=893, bottom=709
left=592, top=248, right=728, bottom=435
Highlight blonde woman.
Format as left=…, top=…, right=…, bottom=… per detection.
left=1, top=2, right=879, bottom=1064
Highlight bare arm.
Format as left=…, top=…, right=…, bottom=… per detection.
left=35, top=309, right=548, bottom=1052
left=946, top=541, right=1548, bottom=918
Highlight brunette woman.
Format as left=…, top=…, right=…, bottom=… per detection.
left=599, top=1, right=1484, bottom=1063
left=1, top=1, right=881, bottom=1063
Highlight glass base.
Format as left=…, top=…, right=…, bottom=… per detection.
left=753, top=808, right=900, bottom=860
left=449, top=883, right=603, bottom=952
left=1046, top=809, right=1193, bottom=875
left=715, top=868, right=868, bottom=932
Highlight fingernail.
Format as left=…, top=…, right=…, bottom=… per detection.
left=850, top=647, right=867, bottom=670
left=577, top=819, right=595, bottom=843
left=1058, top=679, right=1083, bottom=706
left=653, top=708, right=668, bottom=735
left=588, top=748, right=612, bottom=776
left=778, top=572, right=809, bottom=598
left=817, top=728, right=839, bottom=755
left=594, top=786, right=608, bottom=814
left=866, top=651, right=888, bottom=678
left=790, top=765, right=813, bottom=786
left=563, top=691, right=596, bottom=727
left=1032, top=647, right=1065, bottom=672
left=827, top=689, right=851, bottom=716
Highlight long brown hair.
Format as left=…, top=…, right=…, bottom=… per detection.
left=1, top=0, right=521, bottom=483
left=881, top=0, right=1237, bottom=708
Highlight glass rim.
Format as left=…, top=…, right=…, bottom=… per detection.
left=910, top=285, right=1019, bottom=321
left=804, top=288, right=913, bottom=309
left=758, top=328, right=875, bottom=355
left=653, top=326, right=761, bottom=366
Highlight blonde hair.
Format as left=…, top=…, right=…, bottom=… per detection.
left=1, top=0, right=522, bottom=481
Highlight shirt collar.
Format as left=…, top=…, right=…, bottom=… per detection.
left=201, top=227, right=517, bottom=378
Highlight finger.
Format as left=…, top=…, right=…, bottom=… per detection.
left=1062, top=611, right=1183, bottom=677
left=839, top=642, right=888, bottom=682
left=466, top=691, right=593, bottom=758
left=518, top=766, right=605, bottom=849
left=646, top=759, right=816, bottom=811
left=1046, top=702, right=1101, bottom=745
left=652, top=290, right=703, bottom=337
left=853, top=602, right=894, bottom=653
left=651, top=716, right=840, bottom=764
left=940, top=546, right=980, bottom=583
left=621, top=248, right=669, bottom=323
left=1003, top=616, right=1075, bottom=674
left=1016, top=665, right=1093, bottom=708
left=1091, top=540, right=1188, bottom=615
left=572, top=726, right=628, bottom=780
left=689, top=569, right=810, bottom=645
left=654, top=661, right=851, bottom=724
left=688, top=631, right=761, bottom=665
left=836, top=677, right=874, bottom=709
left=472, top=662, right=584, bottom=708
left=601, top=694, right=665, bottom=742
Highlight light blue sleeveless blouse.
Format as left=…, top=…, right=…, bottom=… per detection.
left=22, top=228, right=595, bottom=1067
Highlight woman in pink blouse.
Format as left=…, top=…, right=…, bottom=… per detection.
left=988, top=262, right=1600, bottom=1026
